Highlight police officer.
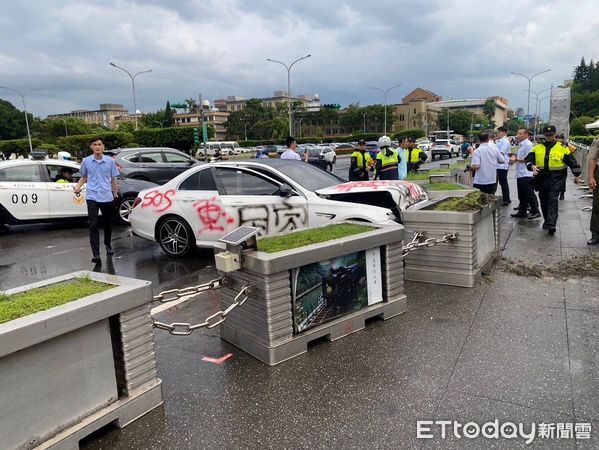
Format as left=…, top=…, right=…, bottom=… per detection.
left=374, top=135, right=400, bottom=180
left=406, top=139, right=427, bottom=173
left=349, top=139, right=374, bottom=181
left=525, top=125, right=581, bottom=234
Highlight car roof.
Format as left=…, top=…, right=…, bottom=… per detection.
left=116, top=147, right=181, bottom=153
left=0, top=159, right=80, bottom=168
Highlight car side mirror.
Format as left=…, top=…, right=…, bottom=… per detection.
left=279, top=183, right=294, bottom=197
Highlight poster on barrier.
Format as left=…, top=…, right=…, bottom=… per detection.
left=291, top=248, right=382, bottom=333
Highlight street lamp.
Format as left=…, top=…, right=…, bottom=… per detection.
left=537, top=95, right=551, bottom=136
left=266, top=54, right=311, bottom=136
left=362, top=112, right=367, bottom=133
left=0, top=85, right=41, bottom=155
left=510, top=69, right=551, bottom=127
left=369, top=83, right=401, bottom=135
left=109, top=62, right=152, bottom=130
left=298, top=117, right=303, bottom=138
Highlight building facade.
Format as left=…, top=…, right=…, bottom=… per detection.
left=173, top=107, right=230, bottom=141
left=215, top=91, right=321, bottom=113
left=428, top=97, right=509, bottom=127
left=47, top=104, right=129, bottom=129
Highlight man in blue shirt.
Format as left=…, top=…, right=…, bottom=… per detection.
left=396, top=137, right=408, bottom=180
left=510, top=128, right=541, bottom=219
left=74, top=137, right=119, bottom=264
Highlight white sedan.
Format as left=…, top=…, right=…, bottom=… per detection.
left=0, top=159, right=156, bottom=226
left=130, top=160, right=427, bottom=257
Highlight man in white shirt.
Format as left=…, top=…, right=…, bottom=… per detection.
left=495, top=126, right=512, bottom=206
left=510, top=128, right=541, bottom=219
left=471, top=131, right=505, bottom=194
left=280, top=136, right=302, bottom=160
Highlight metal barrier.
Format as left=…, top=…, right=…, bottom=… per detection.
left=572, top=142, right=590, bottom=185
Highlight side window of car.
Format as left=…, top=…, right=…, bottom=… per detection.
left=214, top=168, right=280, bottom=196
left=44, top=165, right=78, bottom=182
left=179, top=168, right=218, bottom=191
left=0, top=165, right=43, bottom=182
left=164, top=152, right=191, bottom=163
left=138, top=152, right=163, bottom=163
left=123, top=153, right=140, bottom=163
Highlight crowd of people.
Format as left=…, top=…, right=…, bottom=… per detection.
left=268, top=129, right=597, bottom=245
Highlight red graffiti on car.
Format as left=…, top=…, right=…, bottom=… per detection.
left=332, top=181, right=393, bottom=192
left=194, top=197, right=235, bottom=233
left=141, top=189, right=175, bottom=212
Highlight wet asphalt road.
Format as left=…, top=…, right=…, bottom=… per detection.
left=0, top=153, right=461, bottom=292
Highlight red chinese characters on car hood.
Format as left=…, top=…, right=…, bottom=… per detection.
left=316, top=180, right=428, bottom=211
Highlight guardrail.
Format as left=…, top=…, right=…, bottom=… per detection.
left=572, top=142, right=590, bottom=184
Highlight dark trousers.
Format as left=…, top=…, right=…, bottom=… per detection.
left=87, top=200, right=114, bottom=257
left=592, top=173, right=599, bottom=238
left=535, top=171, right=566, bottom=228
left=496, top=169, right=510, bottom=202
left=516, top=177, right=540, bottom=214
left=407, top=162, right=420, bottom=173
left=473, top=183, right=496, bottom=195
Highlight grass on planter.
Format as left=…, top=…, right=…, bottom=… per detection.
left=434, top=191, right=494, bottom=212
left=426, top=182, right=465, bottom=191
left=0, top=276, right=113, bottom=324
left=406, top=172, right=429, bottom=180
left=257, top=223, right=375, bottom=254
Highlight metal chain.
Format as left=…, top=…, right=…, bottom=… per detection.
left=401, top=231, right=457, bottom=259
left=152, top=277, right=225, bottom=303
left=152, top=283, right=253, bottom=336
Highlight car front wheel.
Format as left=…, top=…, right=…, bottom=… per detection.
left=117, top=196, right=136, bottom=225
left=158, top=216, right=196, bottom=257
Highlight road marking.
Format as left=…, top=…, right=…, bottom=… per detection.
left=202, top=353, right=233, bottom=364
left=150, top=294, right=197, bottom=316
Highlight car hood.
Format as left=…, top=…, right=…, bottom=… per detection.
left=316, top=180, right=428, bottom=211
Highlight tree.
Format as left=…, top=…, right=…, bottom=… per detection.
left=185, top=98, right=197, bottom=113
left=225, top=99, right=278, bottom=140
left=438, top=109, right=490, bottom=136
left=0, top=99, right=29, bottom=140
left=483, top=98, right=496, bottom=127
left=570, top=116, right=597, bottom=135
left=164, top=101, right=174, bottom=127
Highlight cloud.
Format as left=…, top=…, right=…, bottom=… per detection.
left=0, top=0, right=597, bottom=119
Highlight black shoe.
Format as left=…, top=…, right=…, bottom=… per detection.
left=92, top=256, right=102, bottom=264
left=542, top=222, right=548, bottom=229
left=548, top=228, right=556, bottom=235
left=528, top=212, right=541, bottom=220
left=559, top=193, right=565, bottom=200
left=588, top=237, right=599, bottom=245
left=106, top=245, right=114, bottom=255
left=511, top=213, right=527, bottom=218
left=513, top=206, right=521, bottom=211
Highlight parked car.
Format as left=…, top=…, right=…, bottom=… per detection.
left=129, top=159, right=428, bottom=257
left=302, top=146, right=336, bottom=171
left=417, top=139, right=432, bottom=151
left=430, top=139, right=460, bottom=159
left=0, top=159, right=157, bottom=226
left=335, top=143, right=357, bottom=153
left=365, top=141, right=380, bottom=158
left=113, top=148, right=200, bottom=184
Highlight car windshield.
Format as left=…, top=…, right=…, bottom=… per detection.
left=276, top=162, right=346, bottom=190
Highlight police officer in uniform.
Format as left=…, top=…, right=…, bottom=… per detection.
left=525, top=125, right=581, bottom=234
left=349, top=139, right=374, bottom=181
left=374, top=135, right=400, bottom=180
left=406, top=139, right=428, bottom=173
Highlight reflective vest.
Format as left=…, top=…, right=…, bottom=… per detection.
left=408, top=147, right=422, bottom=163
left=351, top=150, right=374, bottom=170
left=376, top=149, right=399, bottom=172
left=530, top=142, right=570, bottom=171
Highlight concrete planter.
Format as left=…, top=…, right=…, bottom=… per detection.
left=0, top=271, right=162, bottom=450
left=426, top=183, right=476, bottom=200
left=219, top=223, right=406, bottom=365
left=429, top=169, right=461, bottom=184
left=400, top=198, right=500, bottom=287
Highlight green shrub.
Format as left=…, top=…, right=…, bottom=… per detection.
left=56, top=132, right=134, bottom=158
left=570, top=135, right=597, bottom=146
left=0, top=138, right=43, bottom=158
left=133, top=126, right=215, bottom=153
left=125, top=142, right=139, bottom=148
left=392, top=129, right=426, bottom=140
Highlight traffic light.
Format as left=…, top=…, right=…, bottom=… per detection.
left=323, top=103, right=341, bottom=109
left=193, top=127, right=200, bottom=145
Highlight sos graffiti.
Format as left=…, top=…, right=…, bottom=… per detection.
left=141, top=189, right=175, bottom=212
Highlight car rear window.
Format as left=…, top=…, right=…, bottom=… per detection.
left=178, top=168, right=217, bottom=191
left=138, top=152, right=163, bottom=163
left=164, top=152, right=191, bottom=163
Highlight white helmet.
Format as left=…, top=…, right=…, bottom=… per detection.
left=57, top=151, right=72, bottom=161
left=378, top=135, right=391, bottom=148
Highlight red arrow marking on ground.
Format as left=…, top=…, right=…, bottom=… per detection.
left=202, top=353, right=233, bottom=364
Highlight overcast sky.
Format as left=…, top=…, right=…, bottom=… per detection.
left=1, top=0, right=597, bottom=119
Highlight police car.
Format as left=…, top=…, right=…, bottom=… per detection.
left=0, top=159, right=156, bottom=227
left=129, top=159, right=428, bottom=257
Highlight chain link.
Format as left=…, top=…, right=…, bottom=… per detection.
left=401, top=231, right=457, bottom=258
left=152, top=283, right=253, bottom=336
left=152, top=277, right=225, bottom=303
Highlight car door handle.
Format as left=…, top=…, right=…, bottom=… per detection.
left=179, top=197, right=196, bottom=202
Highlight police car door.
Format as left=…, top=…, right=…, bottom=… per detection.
left=0, top=162, right=50, bottom=221
left=213, top=166, right=308, bottom=236
left=43, top=162, right=87, bottom=218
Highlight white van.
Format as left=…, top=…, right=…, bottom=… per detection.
left=195, top=141, right=241, bottom=158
